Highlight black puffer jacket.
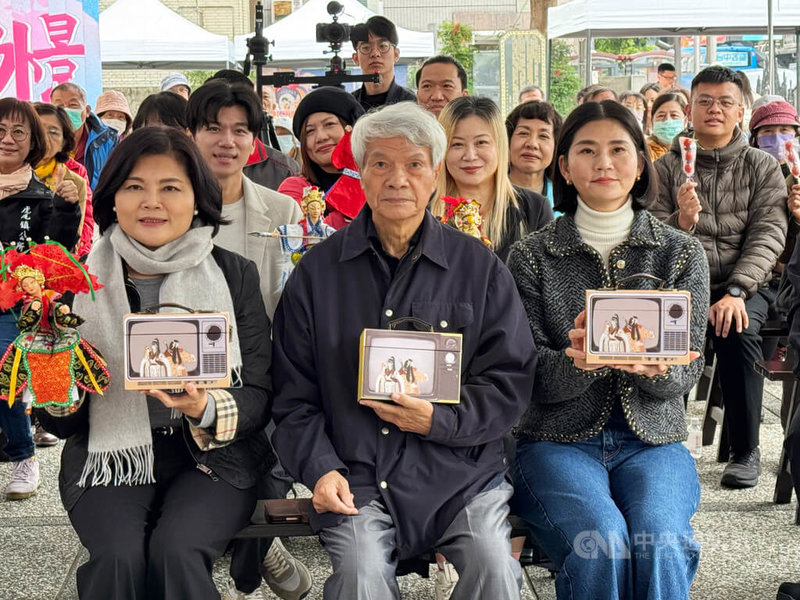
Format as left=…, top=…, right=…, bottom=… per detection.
left=651, top=129, right=788, bottom=295
left=36, top=246, right=273, bottom=511
left=0, top=176, right=81, bottom=250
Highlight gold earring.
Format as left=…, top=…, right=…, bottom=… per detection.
left=636, top=174, right=641, bottom=182
left=566, top=179, right=572, bottom=186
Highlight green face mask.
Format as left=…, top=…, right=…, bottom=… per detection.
left=63, top=107, right=85, bottom=130
left=652, top=118, right=685, bottom=145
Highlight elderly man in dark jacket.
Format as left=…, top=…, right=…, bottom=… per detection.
left=651, top=66, right=788, bottom=489
left=271, top=102, right=536, bottom=599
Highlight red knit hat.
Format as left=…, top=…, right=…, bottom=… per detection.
left=749, top=100, right=800, bottom=132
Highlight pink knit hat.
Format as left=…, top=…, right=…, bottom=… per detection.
left=95, top=90, right=133, bottom=128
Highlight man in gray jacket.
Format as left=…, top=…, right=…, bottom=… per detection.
left=651, top=65, right=788, bottom=489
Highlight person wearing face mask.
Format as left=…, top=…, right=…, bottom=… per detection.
left=50, top=82, right=118, bottom=190
left=620, top=91, right=647, bottom=131
left=273, top=116, right=301, bottom=165
left=646, top=93, right=688, bottom=162
left=94, top=90, right=133, bottom=138
left=749, top=100, right=800, bottom=265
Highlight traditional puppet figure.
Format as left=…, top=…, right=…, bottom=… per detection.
left=0, top=242, right=109, bottom=412
left=165, top=339, right=195, bottom=378
left=623, top=315, right=655, bottom=353
left=139, top=339, right=171, bottom=379
left=272, top=186, right=338, bottom=290
left=375, top=356, right=405, bottom=395
left=440, top=196, right=493, bottom=249
left=399, top=358, right=429, bottom=395
left=599, top=314, right=630, bottom=353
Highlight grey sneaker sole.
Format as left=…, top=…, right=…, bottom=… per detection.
left=5, top=489, right=37, bottom=500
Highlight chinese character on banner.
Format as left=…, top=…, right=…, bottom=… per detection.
left=0, top=0, right=101, bottom=103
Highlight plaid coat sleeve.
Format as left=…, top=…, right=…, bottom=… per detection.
left=188, top=388, right=239, bottom=450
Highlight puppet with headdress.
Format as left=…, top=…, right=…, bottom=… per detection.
left=272, top=186, right=338, bottom=291
left=323, top=130, right=367, bottom=225
left=0, top=241, right=109, bottom=412
left=440, top=196, right=493, bottom=249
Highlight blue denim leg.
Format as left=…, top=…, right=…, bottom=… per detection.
left=0, top=313, right=33, bottom=461
left=512, top=426, right=700, bottom=600
left=609, top=433, right=700, bottom=600
left=512, top=437, right=631, bottom=600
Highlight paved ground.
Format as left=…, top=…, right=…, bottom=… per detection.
left=1, top=380, right=799, bottom=600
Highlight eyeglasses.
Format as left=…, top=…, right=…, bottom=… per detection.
left=356, top=41, right=395, bottom=55
left=0, top=126, right=29, bottom=142
left=694, top=96, right=740, bottom=110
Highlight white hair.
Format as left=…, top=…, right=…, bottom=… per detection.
left=351, top=102, right=446, bottom=168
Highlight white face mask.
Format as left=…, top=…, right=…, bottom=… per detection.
left=276, top=134, right=297, bottom=154
left=102, top=118, right=127, bottom=135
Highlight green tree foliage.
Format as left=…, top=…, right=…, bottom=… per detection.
left=594, top=38, right=654, bottom=55
left=437, top=21, right=474, bottom=93
left=548, top=40, right=582, bottom=116
left=185, top=70, right=230, bottom=91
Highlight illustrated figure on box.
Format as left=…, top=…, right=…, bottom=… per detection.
left=599, top=314, right=630, bottom=353
left=400, top=358, right=429, bottom=395
left=441, top=196, right=493, bottom=249
left=273, top=186, right=338, bottom=290
left=0, top=242, right=109, bottom=413
left=623, top=315, right=655, bottom=353
left=166, top=339, right=195, bottom=378
left=139, top=339, right=170, bottom=379
left=375, top=356, right=405, bottom=395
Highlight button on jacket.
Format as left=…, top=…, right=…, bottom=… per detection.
left=271, top=207, right=536, bottom=559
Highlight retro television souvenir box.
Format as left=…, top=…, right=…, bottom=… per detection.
left=584, top=289, right=692, bottom=365
left=123, top=312, right=231, bottom=390
left=358, top=328, right=462, bottom=403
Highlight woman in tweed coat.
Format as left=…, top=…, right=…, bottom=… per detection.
left=507, top=101, right=710, bottom=600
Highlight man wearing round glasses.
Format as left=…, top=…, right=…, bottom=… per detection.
left=652, top=65, right=788, bottom=491
left=350, top=16, right=415, bottom=112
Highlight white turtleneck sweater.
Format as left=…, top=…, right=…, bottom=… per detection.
left=574, top=196, right=635, bottom=266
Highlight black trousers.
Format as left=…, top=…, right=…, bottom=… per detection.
left=709, top=286, right=775, bottom=455
left=68, top=432, right=256, bottom=600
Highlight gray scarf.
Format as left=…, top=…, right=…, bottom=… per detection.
left=73, top=224, right=242, bottom=488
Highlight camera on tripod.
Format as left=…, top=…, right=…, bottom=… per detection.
left=316, top=2, right=351, bottom=46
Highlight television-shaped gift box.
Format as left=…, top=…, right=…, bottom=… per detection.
left=584, top=289, right=692, bottom=365
left=358, top=328, right=462, bottom=403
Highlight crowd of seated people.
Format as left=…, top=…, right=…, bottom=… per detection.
left=4, top=19, right=800, bottom=599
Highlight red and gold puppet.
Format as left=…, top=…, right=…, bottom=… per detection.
left=440, top=196, right=493, bottom=249
left=0, top=242, right=109, bottom=412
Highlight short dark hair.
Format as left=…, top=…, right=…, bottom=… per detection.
left=33, top=103, right=75, bottom=162
left=0, top=98, right=47, bottom=167
left=51, top=82, right=86, bottom=105
left=505, top=100, right=563, bottom=172
left=519, top=85, right=544, bottom=101
left=206, top=69, right=253, bottom=87
left=93, top=127, right=226, bottom=236
left=584, top=86, right=618, bottom=102
left=690, top=65, right=744, bottom=97
left=552, top=100, right=657, bottom=214
left=416, top=55, right=468, bottom=90
left=133, top=92, right=189, bottom=131
left=351, top=15, right=399, bottom=48
left=186, top=80, right=263, bottom=136
left=639, top=82, right=661, bottom=96
left=658, top=63, right=676, bottom=74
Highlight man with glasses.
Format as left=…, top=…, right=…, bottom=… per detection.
left=652, top=65, right=788, bottom=489
left=350, top=16, right=415, bottom=112
left=657, top=63, right=677, bottom=90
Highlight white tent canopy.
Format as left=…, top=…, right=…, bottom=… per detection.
left=100, top=0, right=234, bottom=69
left=234, top=0, right=434, bottom=67
left=548, top=0, right=800, bottom=39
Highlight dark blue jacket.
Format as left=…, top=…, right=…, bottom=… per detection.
left=351, top=77, right=416, bottom=112
left=82, top=112, right=118, bottom=190
left=271, top=207, right=536, bottom=559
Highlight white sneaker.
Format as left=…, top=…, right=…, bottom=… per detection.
left=434, top=560, right=459, bottom=600
left=5, top=457, right=39, bottom=500
left=221, top=576, right=265, bottom=600
left=260, top=538, right=312, bottom=600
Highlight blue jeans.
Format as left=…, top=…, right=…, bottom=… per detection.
left=512, top=423, right=700, bottom=600
left=0, top=312, right=33, bottom=461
